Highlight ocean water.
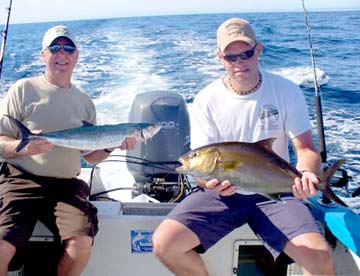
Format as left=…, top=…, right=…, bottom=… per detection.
left=0, top=11, right=359, bottom=210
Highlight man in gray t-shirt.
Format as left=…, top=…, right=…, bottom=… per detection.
left=0, top=25, right=136, bottom=275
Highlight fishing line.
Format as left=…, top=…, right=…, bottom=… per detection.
left=110, top=154, right=177, bottom=171
left=99, top=159, right=176, bottom=172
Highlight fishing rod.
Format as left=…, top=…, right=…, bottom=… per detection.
left=301, top=0, right=336, bottom=205
left=301, top=2, right=357, bottom=199
left=301, top=0, right=327, bottom=163
left=0, top=0, right=13, bottom=79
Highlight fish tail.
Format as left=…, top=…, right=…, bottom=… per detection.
left=318, top=160, right=348, bottom=207
left=4, top=115, right=34, bottom=152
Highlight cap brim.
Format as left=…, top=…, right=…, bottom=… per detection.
left=219, top=37, right=255, bottom=52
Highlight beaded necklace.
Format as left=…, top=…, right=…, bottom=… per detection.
left=228, top=73, right=262, bottom=95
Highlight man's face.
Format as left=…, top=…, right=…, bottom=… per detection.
left=218, top=41, right=262, bottom=82
left=42, top=37, right=79, bottom=79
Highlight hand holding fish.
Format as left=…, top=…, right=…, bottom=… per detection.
left=204, top=179, right=237, bottom=196
left=292, top=171, right=319, bottom=199
left=82, top=137, right=139, bottom=164
left=17, top=129, right=53, bottom=155
left=119, top=137, right=137, bottom=150
left=1, top=130, right=53, bottom=158
left=102, top=137, right=137, bottom=154
left=19, top=137, right=54, bottom=156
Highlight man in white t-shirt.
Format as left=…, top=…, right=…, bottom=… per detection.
left=153, top=18, right=334, bottom=275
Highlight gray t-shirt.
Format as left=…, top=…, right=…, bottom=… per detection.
left=0, top=75, right=96, bottom=178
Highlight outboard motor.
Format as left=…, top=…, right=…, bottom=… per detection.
left=126, top=91, right=190, bottom=202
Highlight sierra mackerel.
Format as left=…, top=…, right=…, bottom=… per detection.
left=175, top=139, right=347, bottom=206
left=4, top=115, right=162, bottom=152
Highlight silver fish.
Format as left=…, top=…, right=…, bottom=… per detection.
left=4, top=115, right=162, bottom=152
left=175, top=139, right=347, bottom=206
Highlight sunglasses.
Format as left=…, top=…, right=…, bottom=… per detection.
left=223, top=44, right=257, bottom=62
left=48, top=44, right=76, bottom=54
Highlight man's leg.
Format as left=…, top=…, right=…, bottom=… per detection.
left=152, top=219, right=209, bottom=276
left=57, top=236, right=93, bottom=276
left=153, top=189, right=250, bottom=276
left=284, top=232, right=334, bottom=275
left=54, top=201, right=97, bottom=276
left=0, top=240, right=16, bottom=276
left=248, top=195, right=333, bottom=275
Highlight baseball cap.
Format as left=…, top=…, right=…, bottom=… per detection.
left=42, top=25, right=77, bottom=50
left=217, top=18, right=256, bottom=52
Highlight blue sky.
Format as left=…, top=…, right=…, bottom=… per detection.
left=2, top=0, right=360, bottom=24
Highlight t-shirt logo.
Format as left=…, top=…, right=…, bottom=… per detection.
left=259, top=104, right=279, bottom=130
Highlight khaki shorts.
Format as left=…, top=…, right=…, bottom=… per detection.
left=0, top=163, right=98, bottom=250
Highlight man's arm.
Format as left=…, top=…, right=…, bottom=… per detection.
left=291, top=130, right=322, bottom=199
left=0, top=134, right=53, bottom=159
left=82, top=137, right=137, bottom=164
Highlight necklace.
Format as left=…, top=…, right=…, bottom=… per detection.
left=228, top=73, right=262, bottom=95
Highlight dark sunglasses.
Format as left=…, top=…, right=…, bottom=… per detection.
left=223, top=44, right=257, bottom=62
left=48, top=44, right=76, bottom=54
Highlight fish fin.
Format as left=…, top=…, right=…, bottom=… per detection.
left=81, top=121, right=94, bottom=127
left=263, top=193, right=286, bottom=203
left=318, top=160, right=348, bottom=207
left=255, top=138, right=276, bottom=151
left=221, top=161, right=240, bottom=170
left=4, top=115, right=34, bottom=152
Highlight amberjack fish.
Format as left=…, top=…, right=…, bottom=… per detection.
left=4, top=115, right=162, bottom=152
left=175, top=139, right=347, bottom=206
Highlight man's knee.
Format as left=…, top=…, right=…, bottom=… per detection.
left=284, top=232, right=334, bottom=274
left=152, top=229, right=167, bottom=260
left=152, top=219, right=201, bottom=260
left=152, top=222, right=182, bottom=261
left=314, top=245, right=333, bottom=265
left=63, top=236, right=93, bottom=257
left=304, top=248, right=333, bottom=275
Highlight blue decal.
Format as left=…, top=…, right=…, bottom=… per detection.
left=131, top=230, right=154, bottom=253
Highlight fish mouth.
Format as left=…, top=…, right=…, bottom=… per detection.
left=175, top=165, right=186, bottom=173
left=142, top=124, right=162, bottom=140
left=175, top=157, right=188, bottom=174
left=152, top=124, right=162, bottom=135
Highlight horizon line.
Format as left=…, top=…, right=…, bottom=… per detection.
left=8, top=8, right=360, bottom=25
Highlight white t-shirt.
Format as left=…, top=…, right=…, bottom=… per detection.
left=190, top=71, right=311, bottom=162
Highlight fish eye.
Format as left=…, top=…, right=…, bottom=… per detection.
left=189, top=151, right=199, bottom=158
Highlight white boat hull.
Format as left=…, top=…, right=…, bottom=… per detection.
left=8, top=167, right=360, bottom=276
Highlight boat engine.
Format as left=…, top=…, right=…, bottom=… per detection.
left=126, top=91, right=191, bottom=202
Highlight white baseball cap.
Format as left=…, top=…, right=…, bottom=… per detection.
left=42, top=25, right=77, bottom=50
